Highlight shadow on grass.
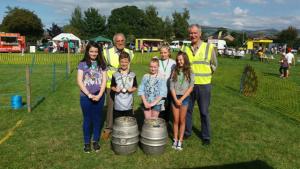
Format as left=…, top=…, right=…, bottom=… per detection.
left=177, top=160, right=274, bottom=169
left=224, top=86, right=239, bottom=93
left=262, top=72, right=280, bottom=78
left=31, top=96, right=45, bottom=111
left=192, top=126, right=202, bottom=139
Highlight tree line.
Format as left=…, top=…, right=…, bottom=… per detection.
left=0, top=5, right=189, bottom=43
left=0, top=5, right=298, bottom=48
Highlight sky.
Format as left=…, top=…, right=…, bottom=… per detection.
left=0, top=0, right=300, bottom=31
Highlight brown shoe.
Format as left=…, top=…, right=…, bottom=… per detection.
left=101, top=130, right=111, bottom=141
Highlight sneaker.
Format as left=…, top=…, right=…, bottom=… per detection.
left=84, top=144, right=91, bottom=153
left=202, top=139, right=210, bottom=146
left=93, top=142, right=100, bottom=152
left=176, top=141, right=183, bottom=151
left=172, top=139, right=178, bottom=149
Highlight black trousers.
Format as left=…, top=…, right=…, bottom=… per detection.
left=113, top=109, right=133, bottom=121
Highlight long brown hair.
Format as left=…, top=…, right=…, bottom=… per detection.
left=81, top=41, right=107, bottom=70
left=172, top=51, right=191, bottom=82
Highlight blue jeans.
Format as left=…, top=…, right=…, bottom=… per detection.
left=185, top=84, right=211, bottom=140
left=80, top=93, right=105, bottom=144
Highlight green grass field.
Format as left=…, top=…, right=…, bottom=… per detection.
left=0, top=53, right=299, bottom=169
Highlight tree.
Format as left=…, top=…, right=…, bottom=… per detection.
left=106, top=6, right=146, bottom=39
left=162, top=16, right=173, bottom=41
left=278, top=26, right=298, bottom=47
left=143, top=5, right=164, bottom=38
left=172, top=8, right=190, bottom=39
left=82, top=8, right=106, bottom=39
left=63, top=24, right=81, bottom=38
left=1, top=6, right=44, bottom=41
left=69, top=6, right=85, bottom=38
left=47, top=23, right=62, bottom=38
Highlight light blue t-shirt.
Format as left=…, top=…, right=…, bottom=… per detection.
left=138, top=73, right=167, bottom=105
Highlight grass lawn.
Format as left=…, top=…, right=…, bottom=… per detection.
left=0, top=53, right=299, bottom=169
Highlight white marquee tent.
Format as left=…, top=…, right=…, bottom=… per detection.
left=52, top=33, right=81, bottom=44
left=52, top=33, right=81, bottom=53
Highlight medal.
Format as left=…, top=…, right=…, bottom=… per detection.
left=121, top=72, right=129, bottom=92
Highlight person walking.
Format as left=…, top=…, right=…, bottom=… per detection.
left=102, top=33, right=134, bottom=140
left=181, top=24, right=218, bottom=145
left=285, top=47, right=295, bottom=77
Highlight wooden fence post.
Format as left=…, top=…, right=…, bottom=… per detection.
left=26, top=65, right=31, bottom=112
left=67, top=51, right=71, bottom=75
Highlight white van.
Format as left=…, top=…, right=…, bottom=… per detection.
left=207, top=39, right=226, bottom=54
left=170, top=40, right=191, bottom=51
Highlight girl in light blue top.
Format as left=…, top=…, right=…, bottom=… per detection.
left=170, top=52, right=194, bottom=150
left=138, top=58, right=167, bottom=119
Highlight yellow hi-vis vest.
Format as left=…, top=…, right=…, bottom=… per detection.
left=103, top=47, right=134, bottom=88
left=181, top=42, right=214, bottom=85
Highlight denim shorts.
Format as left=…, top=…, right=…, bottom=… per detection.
left=172, top=95, right=190, bottom=106
left=144, top=104, right=161, bottom=112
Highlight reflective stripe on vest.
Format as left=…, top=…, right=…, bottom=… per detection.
left=192, top=61, right=210, bottom=65
left=194, top=73, right=211, bottom=76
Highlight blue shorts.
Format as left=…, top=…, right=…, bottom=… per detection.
left=144, top=104, right=161, bottom=112
left=172, top=95, right=190, bottom=106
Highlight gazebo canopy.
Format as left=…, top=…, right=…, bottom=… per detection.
left=53, top=33, right=81, bottom=43
left=90, top=36, right=112, bottom=43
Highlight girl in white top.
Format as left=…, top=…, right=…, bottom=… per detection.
left=158, top=45, right=176, bottom=121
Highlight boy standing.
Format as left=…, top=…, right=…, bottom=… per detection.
left=111, top=51, right=137, bottom=119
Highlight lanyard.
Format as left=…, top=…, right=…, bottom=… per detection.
left=160, top=59, right=169, bottom=72
left=179, top=71, right=185, bottom=86
left=121, top=71, right=129, bottom=88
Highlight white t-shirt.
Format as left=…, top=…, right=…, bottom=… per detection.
left=285, top=52, right=294, bottom=64
left=158, top=58, right=176, bottom=81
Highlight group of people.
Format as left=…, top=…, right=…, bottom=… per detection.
left=77, top=24, right=218, bottom=153
left=279, top=47, right=295, bottom=78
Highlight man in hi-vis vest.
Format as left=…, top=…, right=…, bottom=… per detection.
left=102, top=33, right=134, bottom=140
left=181, top=24, right=217, bottom=145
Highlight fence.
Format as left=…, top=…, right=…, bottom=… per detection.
left=0, top=53, right=82, bottom=112
left=0, top=51, right=168, bottom=112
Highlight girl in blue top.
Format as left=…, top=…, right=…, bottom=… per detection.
left=77, top=41, right=107, bottom=153
left=138, top=58, right=167, bottom=119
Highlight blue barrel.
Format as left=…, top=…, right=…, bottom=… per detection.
left=11, top=95, right=22, bottom=109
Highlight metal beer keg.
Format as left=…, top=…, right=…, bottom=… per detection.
left=140, top=118, right=168, bottom=155
left=111, top=116, right=139, bottom=155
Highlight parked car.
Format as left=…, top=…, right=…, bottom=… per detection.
left=37, top=41, right=57, bottom=53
